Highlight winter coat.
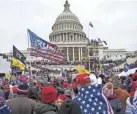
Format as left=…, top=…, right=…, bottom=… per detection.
left=114, top=88, right=130, bottom=109
left=58, top=100, right=82, bottom=114
left=7, top=94, right=36, bottom=114
left=34, top=102, right=57, bottom=114
left=108, top=97, right=124, bottom=114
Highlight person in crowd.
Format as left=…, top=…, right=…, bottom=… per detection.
left=74, top=73, right=114, bottom=114
left=0, top=87, right=11, bottom=114
left=58, top=99, right=82, bottom=114
left=34, top=86, right=58, bottom=114
left=98, top=74, right=107, bottom=84
left=55, top=94, right=68, bottom=109
left=126, top=74, right=132, bottom=88
left=103, top=82, right=125, bottom=114
left=2, top=82, right=10, bottom=100
left=28, top=83, right=39, bottom=102
left=126, top=89, right=137, bottom=114
left=7, top=83, right=36, bottom=114
left=112, top=76, right=131, bottom=110
left=63, top=81, right=70, bottom=89
left=127, top=71, right=137, bottom=96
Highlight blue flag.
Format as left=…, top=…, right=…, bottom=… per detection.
left=124, top=63, right=130, bottom=72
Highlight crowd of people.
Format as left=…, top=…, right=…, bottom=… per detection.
left=0, top=69, right=137, bottom=114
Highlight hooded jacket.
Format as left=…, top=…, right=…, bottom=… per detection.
left=58, top=100, right=81, bottom=114
left=7, top=94, right=36, bottom=114
left=34, top=102, right=57, bottom=114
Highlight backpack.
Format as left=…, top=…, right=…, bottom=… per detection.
left=130, top=81, right=136, bottom=97
left=109, top=98, right=124, bottom=114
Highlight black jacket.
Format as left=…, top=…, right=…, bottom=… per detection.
left=58, top=100, right=81, bottom=114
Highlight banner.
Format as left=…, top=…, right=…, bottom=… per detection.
left=12, top=57, right=25, bottom=71
left=76, top=66, right=90, bottom=74
left=28, top=29, right=65, bottom=63
left=13, top=45, right=26, bottom=64
left=5, top=73, right=16, bottom=80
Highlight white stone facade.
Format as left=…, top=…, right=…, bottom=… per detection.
left=103, top=49, right=127, bottom=61
left=49, top=1, right=88, bottom=61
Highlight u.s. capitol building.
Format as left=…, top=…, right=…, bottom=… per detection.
left=7, top=1, right=130, bottom=73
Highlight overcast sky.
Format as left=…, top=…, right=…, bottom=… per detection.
left=0, top=0, right=137, bottom=53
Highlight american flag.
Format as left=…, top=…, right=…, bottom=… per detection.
left=27, top=29, right=65, bottom=63
left=129, top=91, right=137, bottom=114
left=74, top=84, right=114, bottom=114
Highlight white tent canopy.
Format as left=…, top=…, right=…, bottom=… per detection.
left=0, top=56, right=11, bottom=73
left=118, top=67, right=137, bottom=77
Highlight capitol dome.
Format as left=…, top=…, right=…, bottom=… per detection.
left=49, top=0, right=88, bottom=62
left=55, top=1, right=80, bottom=24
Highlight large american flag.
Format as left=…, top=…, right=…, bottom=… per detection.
left=74, top=84, right=114, bottom=114
left=27, top=29, right=65, bottom=63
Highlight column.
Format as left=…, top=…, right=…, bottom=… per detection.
left=73, top=47, right=75, bottom=61
left=63, top=33, right=64, bottom=42
left=67, top=47, right=69, bottom=61
left=55, top=35, right=56, bottom=42
left=59, top=34, right=61, bottom=42
left=65, top=33, right=68, bottom=42
left=81, top=47, right=83, bottom=60
left=79, top=34, right=81, bottom=42
left=79, top=47, right=81, bottom=61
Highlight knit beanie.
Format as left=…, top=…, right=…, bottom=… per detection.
left=63, top=82, right=70, bottom=89
left=57, top=94, right=68, bottom=101
left=76, top=74, right=91, bottom=85
left=42, top=86, right=57, bottom=103
left=17, top=83, right=29, bottom=94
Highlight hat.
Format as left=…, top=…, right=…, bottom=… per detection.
left=57, top=94, right=68, bottom=101
left=42, top=86, right=57, bottom=103
left=17, top=84, right=29, bottom=94
left=76, top=74, right=91, bottom=85
left=63, top=82, right=70, bottom=88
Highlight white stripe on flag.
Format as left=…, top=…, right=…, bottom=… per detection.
left=102, top=90, right=114, bottom=114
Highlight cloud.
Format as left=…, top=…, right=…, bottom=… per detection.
left=0, top=0, right=137, bottom=53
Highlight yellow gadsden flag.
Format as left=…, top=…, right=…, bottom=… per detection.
left=12, top=57, right=25, bottom=71
left=5, top=73, right=16, bottom=80
left=76, top=66, right=90, bottom=74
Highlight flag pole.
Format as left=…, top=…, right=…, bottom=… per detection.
left=88, top=23, right=90, bottom=72
left=27, top=30, right=32, bottom=76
